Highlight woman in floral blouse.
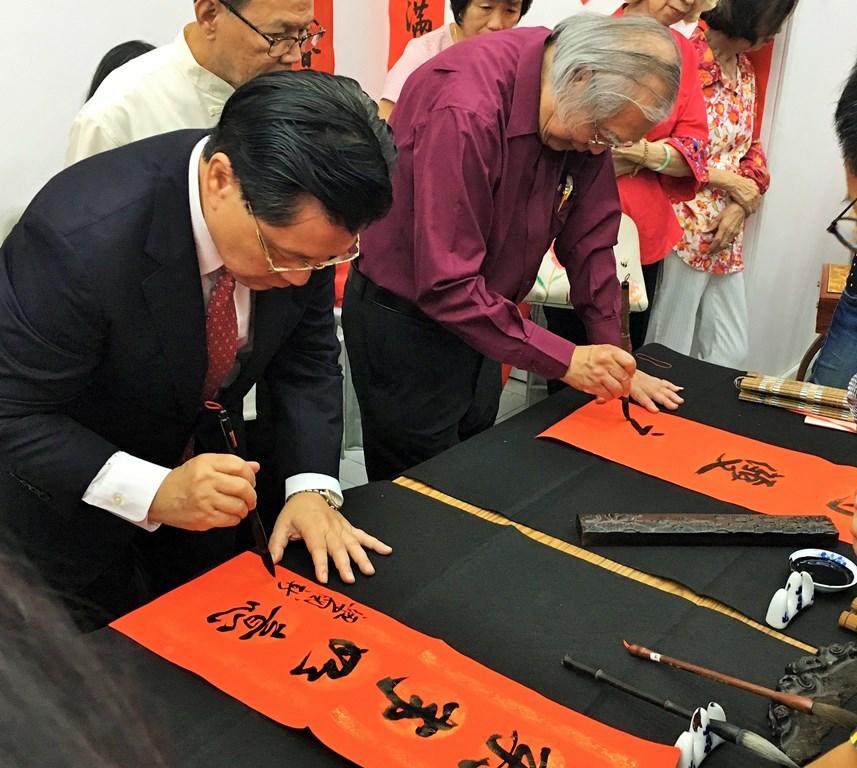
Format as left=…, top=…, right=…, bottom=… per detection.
left=646, top=0, right=798, bottom=367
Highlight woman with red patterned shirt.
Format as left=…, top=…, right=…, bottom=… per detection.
left=646, top=0, right=798, bottom=366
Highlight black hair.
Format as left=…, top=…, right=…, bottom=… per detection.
left=701, top=0, right=799, bottom=45
left=450, top=0, right=533, bottom=27
left=87, top=40, right=155, bottom=100
left=204, top=70, right=396, bottom=232
left=837, top=60, right=857, bottom=175
left=0, top=541, right=170, bottom=767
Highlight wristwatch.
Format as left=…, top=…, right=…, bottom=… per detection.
left=291, top=488, right=342, bottom=512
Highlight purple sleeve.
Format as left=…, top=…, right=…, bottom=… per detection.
left=410, top=107, right=575, bottom=379
left=553, top=154, right=622, bottom=347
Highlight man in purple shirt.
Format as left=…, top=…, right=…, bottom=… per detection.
left=343, top=14, right=685, bottom=481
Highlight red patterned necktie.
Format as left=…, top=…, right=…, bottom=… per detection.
left=201, top=269, right=238, bottom=402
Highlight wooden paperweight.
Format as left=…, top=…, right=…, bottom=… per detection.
left=577, top=513, right=839, bottom=547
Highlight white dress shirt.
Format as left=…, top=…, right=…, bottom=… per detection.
left=83, top=139, right=342, bottom=529
left=66, top=28, right=234, bottom=166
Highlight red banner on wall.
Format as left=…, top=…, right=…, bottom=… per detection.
left=112, top=553, right=679, bottom=768
left=300, top=0, right=334, bottom=73
left=540, top=400, right=857, bottom=542
left=388, top=0, right=446, bottom=69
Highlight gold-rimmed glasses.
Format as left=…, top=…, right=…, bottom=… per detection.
left=588, top=121, right=622, bottom=149
left=827, top=199, right=857, bottom=253
left=248, top=203, right=359, bottom=273
left=221, top=1, right=325, bottom=59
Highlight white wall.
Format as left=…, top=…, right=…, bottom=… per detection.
left=0, top=2, right=192, bottom=231
left=334, top=0, right=390, bottom=100
left=516, top=0, right=624, bottom=27
left=743, top=0, right=857, bottom=375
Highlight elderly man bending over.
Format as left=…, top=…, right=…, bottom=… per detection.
left=343, top=13, right=686, bottom=481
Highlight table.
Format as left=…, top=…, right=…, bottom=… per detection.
left=406, top=344, right=857, bottom=646
left=96, top=347, right=857, bottom=766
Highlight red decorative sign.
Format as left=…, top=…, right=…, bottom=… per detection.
left=388, top=0, right=446, bottom=69
left=540, top=400, right=857, bottom=542
left=113, top=553, right=679, bottom=768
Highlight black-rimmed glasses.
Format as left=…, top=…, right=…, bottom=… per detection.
left=247, top=203, right=359, bottom=273
left=221, top=1, right=325, bottom=59
left=827, top=199, right=857, bottom=253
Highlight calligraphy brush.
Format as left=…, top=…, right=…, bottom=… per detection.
left=619, top=277, right=632, bottom=354
left=562, top=654, right=799, bottom=768
left=621, top=396, right=653, bottom=436
left=624, top=641, right=857, bottom=731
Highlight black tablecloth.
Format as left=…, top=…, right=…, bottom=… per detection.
left=404, top=345, right=857, bottom=645
left=97, top=481, right=832, bottom=767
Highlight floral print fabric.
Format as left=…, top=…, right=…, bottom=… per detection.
left=673, top=28, right=771, bottom=275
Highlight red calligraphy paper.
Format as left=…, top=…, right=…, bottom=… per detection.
left=540, top=400, right=857, bottom=542
left=112, top=553, right=678, bottom=767
left=388, top=0, right=446, bottom=69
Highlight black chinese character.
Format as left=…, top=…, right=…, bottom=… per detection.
left=206, top=600, right=287, bottom=640
left=290, top=639, right=368, bottom=682
left=459, top=731, right=552, bottom=768
left=278, top=579, right=307, bottom=598
left=828, top=496, right=857, bottom=517
left=304, top=593, right=365, bottom=623
left=377, top=676, right=459, bottom=737
left=621, top=397, right=662, bottom=437
left=406, top=0, right=433, bottom=37
left=696, top=454, right=784, bottom=487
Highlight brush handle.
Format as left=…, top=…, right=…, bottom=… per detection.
left=625, top=642, right=814, bottom=715
left=562, top=655, right=744, bottom=743
left=563, top=655, right=692, bottom=719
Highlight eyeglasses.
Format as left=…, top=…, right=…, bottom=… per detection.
left=827, top=199, right=857, bottom=253
left=221, top=1, right=325, bottom=59
left=248, top=203, right=359, bottom=273
left=588, top=121, right=621, bottom=149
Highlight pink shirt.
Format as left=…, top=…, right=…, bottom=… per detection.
left=381, top=24, right=455, bottom=103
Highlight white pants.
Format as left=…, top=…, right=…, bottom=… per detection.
left=645, top=252, right=748, bottom=369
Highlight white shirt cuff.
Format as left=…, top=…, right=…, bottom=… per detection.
left=82, top=451, right=170, bottom=532
left=285, top=473, right=343, bottom=508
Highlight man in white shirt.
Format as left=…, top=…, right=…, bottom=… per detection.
left=66, top=0, right=318, bottom=164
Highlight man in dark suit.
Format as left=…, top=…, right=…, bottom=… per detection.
left=0, top=71, right=396, bottom=629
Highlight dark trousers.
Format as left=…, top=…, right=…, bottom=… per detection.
left=37, top=525, right=236, bottom=632
left=543, top=261, right=661, bottom=393
left=342, top=270, right=502, bottom=482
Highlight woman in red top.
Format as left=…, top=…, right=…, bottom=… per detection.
left=646, top=0, right=797, bottom=368
left=545, top=0, right=711, bottom=353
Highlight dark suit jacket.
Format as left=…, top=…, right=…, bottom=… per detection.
left=0, top=130, right=343, bottom=597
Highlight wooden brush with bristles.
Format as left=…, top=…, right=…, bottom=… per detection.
left=624, top=641, right=857, bottom=731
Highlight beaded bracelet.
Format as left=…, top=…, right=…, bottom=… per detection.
left=631, top=140, right=649, bottom=176
left=653, top=143, right=673, bottom=173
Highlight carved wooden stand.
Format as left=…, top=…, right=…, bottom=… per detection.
left=768, top=643, right=857, bottom=765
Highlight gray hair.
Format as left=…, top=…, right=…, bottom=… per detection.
left=548, top=13, right=681, bottom=127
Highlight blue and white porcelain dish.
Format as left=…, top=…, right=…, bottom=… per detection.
left=789, top=548, right=857, bottom=593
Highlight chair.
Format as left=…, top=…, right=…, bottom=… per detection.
left=523, top=214, right=644, bottom=404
